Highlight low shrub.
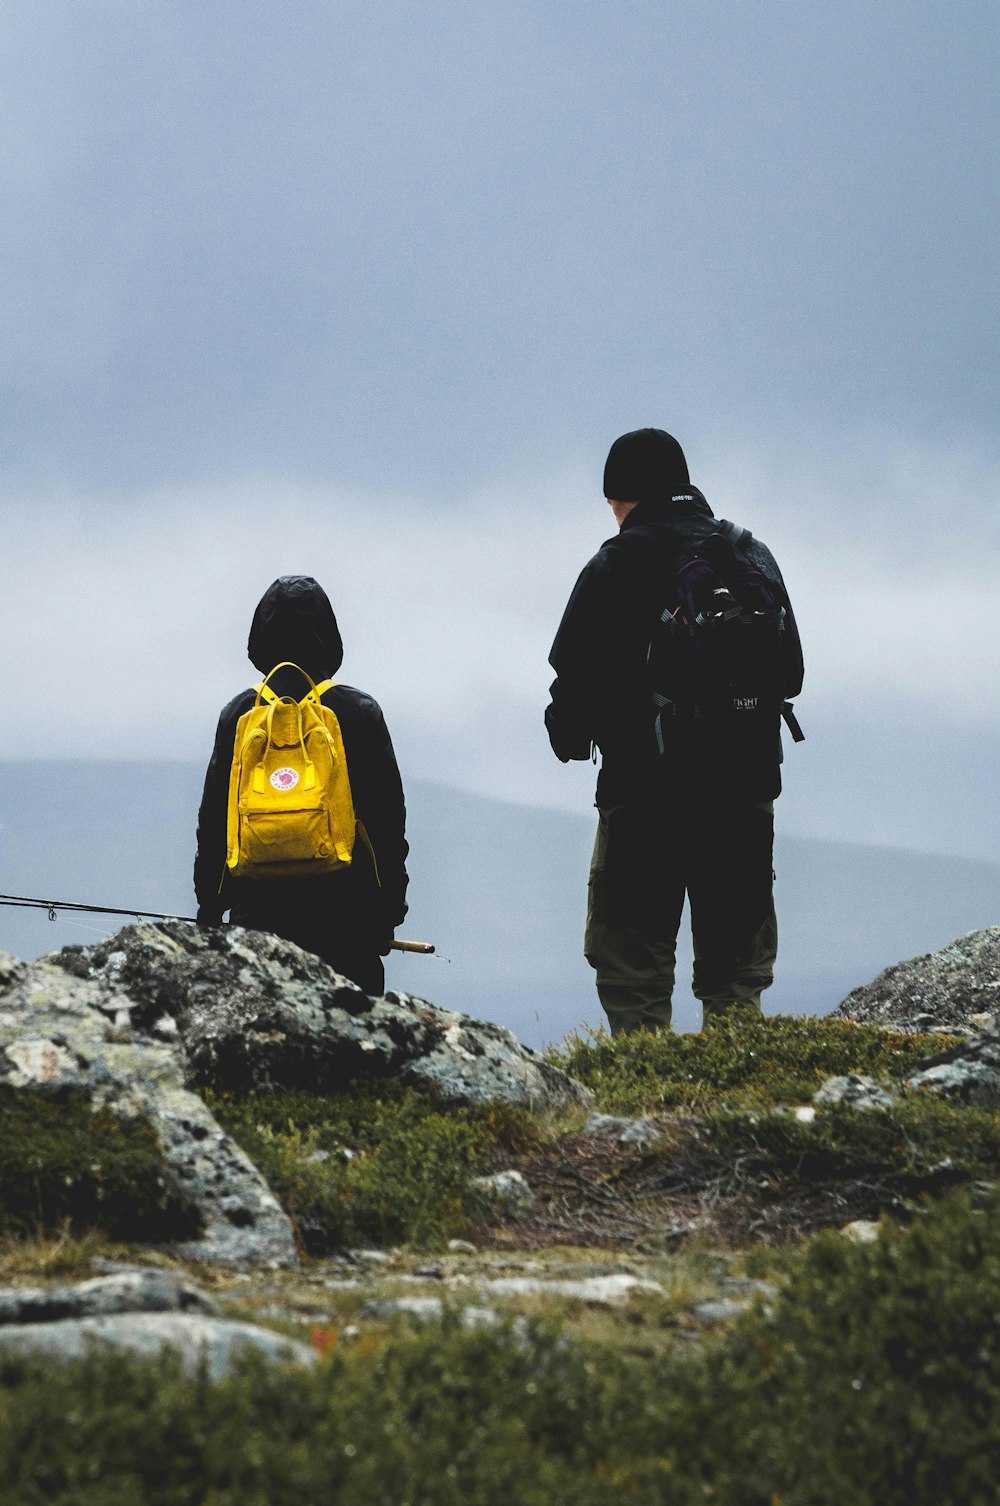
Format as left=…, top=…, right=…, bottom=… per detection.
left=209, top=1083, right=535, bottom=1251
left=0, top=1086, right=201, bottom=1243
left=551, top=1013, right=955, bottom=1113
left=0, top=1320, right=649, bottom=1506
left=693, top=1185, right=1000, bottom=1503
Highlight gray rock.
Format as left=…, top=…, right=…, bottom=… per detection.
left=2, top=921, right=590, bottom=1268
left=254, top=1303, right=334, bottom=1325
left=581, top=1113, right=661, bottom=1148
left=362, top=1297, right=505, bottom=1330
left=834, top=928, right=1000, bottom=1032
left=813, top=1074, right=897, bottom=1110
left=0, top=1312, right=316, bottom=1380
left=546, top=1262, right=636, bottom=1279
left=0, top=951, right=298, bottom=1268
left=690, top=1298, right=749, bottom=1324
left=719, top=1277, right=779, bottom=1299
left=89, top=1258, right=168, bottom=1276
left=905, top=1029, right=1000, bottom=1107
left=475, top=1274, right=663, bottom=1304
left=841, top=1220, right=881, bottom=1243
left=0, top=1273, right=218, bottom=1326
left=363, top=1296, right=447, bottom=1322
left=473, top=1169, right=535, bottom=1214
left=50, top=922, right=592, bottom=1113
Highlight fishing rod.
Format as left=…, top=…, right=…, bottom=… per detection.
left=0, top=893, right=435, bottom=955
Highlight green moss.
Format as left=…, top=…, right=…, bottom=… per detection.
left=0, top=1086, right=201, bottom=1243
left=208, top=1083, right=536, bottom=1252
left=550, top=1013, right=956, bottom=1113
left=2, top=1190, right=999, bottom=1504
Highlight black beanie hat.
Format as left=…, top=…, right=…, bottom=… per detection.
left=603, top=428, right=690, bottom=501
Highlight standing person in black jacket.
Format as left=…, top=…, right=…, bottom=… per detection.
left=546, top=429, right=803, bottom=1034
left=195, top=575, right=408, bottom=995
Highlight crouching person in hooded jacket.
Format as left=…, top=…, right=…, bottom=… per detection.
left=194, top=575, right=409, bottom=996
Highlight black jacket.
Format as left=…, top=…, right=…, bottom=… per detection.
left=194, top=578, right=408, bottom=941
left=545, top=489, right=803, bottom=807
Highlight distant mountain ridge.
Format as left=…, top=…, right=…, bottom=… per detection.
left=1, top=762, right=998, bottom=1047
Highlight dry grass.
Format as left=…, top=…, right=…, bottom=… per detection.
left=0, top=1224, right=118, bottom=1282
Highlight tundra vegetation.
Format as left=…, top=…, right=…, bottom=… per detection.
left=2, top=1012, right=999, bottom=1504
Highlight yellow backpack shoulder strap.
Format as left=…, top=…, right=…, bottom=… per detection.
left=311, top=678, right=337, bottom=699
left=254, top=682, right=279, bottom=705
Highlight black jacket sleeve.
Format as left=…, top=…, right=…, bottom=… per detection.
left=545, top=543, right=658, bottom=763
left=545, top=556, right=608, bottom=762
left=193, top=698, right=244, bottom=923
left=341, top=692, right=409, bottom=933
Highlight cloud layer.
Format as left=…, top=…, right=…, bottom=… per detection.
left=1, top=2, right=995, bottom=493
left=3, top=434, right=997, bottom=860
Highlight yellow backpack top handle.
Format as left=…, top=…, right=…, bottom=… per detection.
left=253, top=663, right=339, bottom=709
left=253, top=661, right=323, bottom=709
left=248, top=663, right=335, bottom=797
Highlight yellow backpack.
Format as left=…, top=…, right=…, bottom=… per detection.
left=226, top=663, right=358, bottom=880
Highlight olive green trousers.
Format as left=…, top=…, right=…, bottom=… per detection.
left=584, top=799, right=777, bottom=1034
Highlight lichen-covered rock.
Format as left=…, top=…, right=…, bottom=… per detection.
left=840, top=1220, right=881, bottom=1243
left=689, top=1298, right=749, bottom=1324
left=473, top=1169, right=535, bottom=1215
left=0, top=1273, right=218, bottom=1326
left=581, top=1113, right=661, bottom=1148
left=0, top=950, right=298, bottom=1268
left=812, top=1074, right=897, bottom=1110
left=0, top=1312, right=315, bottom=1380
left=0, top=1270, right=315, bottom=1377
left=904, top=1027, right=1000, bottom=1108
left=833, top=928, right=1000, bottom=1032
left=475, top=1273, right=663, bottom=1304
left=1, top=921, right=589, bottom=1264
left=361, top=1297, right=506, bottom=1329
left=49, top=921, right=592, bottom=1113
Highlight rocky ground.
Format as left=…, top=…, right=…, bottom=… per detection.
left=834, top=924, right=1000, bottom=1034
left=2, top=922, right=1000, bottom=1381
left=0, top=1238, right=794, bottom=1379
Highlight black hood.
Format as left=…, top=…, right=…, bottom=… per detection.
left=247, top=576, right=344, bottom=678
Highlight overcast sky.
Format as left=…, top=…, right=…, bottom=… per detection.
left=1, top=1, right=998, bottom=863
